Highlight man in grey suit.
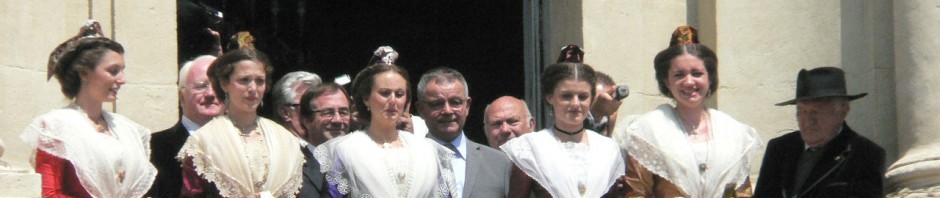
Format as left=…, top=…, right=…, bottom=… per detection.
left=416, top=67, right=512, bottom=198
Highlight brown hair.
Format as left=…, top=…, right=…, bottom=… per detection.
left=300, top=82, right=352, bottom=119
left=653, top=43, right=718, bottom=99
left=540, top=62, right=597, bottom=102
left=206, top=48, right=274, bottom=102
left=48, top=37, right=125, bottom=99
left=349, top=63, right=410, bottom=124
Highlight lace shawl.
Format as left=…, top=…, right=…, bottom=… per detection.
left=20, top=106, right=157, bottom=197
left=176, top=116, right=304, bottom=197
left=500, top=129, right=625, bottom=197
left=615, top=104, right=762, bottom=198
left=314, top=131, right=457, bottom=197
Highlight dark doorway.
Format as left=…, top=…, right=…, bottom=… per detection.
left=181, top=0, right=525, bottom=144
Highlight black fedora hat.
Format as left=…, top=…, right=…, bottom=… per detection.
left=775, top=67, right=867, bottom=106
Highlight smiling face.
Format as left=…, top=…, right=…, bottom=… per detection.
left=79, top=50, right=126, bottom=103
left=665, top=54, right=710, bottom=109
left=546, top=80, right=593, bottom=128
left=418, top=80, right=471, bottom=142
left=303, top=90, right=351, bottom=146
left=365, top=71, right=408, bottom=126
left=181, top=59, right=223, bottom=125
left=221, top=60, right=267, bottom=114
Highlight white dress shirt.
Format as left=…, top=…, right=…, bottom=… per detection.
left=180, top=116, right=201, bottom=134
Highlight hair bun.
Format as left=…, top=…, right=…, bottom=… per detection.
left=556, top=44, right=585, bottom=63
left=369, top=46, right=398, bottom=65
left=669, top=25, right=699, bottom=47
left=47, top=20, right=106, bottom=80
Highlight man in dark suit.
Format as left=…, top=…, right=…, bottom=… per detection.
left=147, top=56, right=224, bottom=197
left=755, top=67, right=885, bottom=197
left=296, top=82, right=352, bottom=197
left=417, top=67, right=512, bottom=198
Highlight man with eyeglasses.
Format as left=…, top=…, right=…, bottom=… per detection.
left=296, top=82, right=350, bottom=197
left=148, top=55, right=224, bottom=197
left=271, top=71, right=322, bottom=141
left=416, top=67, right=512, bottom=198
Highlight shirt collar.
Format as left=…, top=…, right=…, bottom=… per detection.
left=180, top=116, right=201, bottom=134
left=429, top=131, right=467, bottom=159
left=804, top=126, right=843, bottom=150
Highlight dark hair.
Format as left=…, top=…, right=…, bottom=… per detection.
left=49, top=37, right=125, bottom=99
left=540, top=62, right=597, bottom=102
left=207, top=48, right=274, bottom=102
left=653, top=43, right=718, bottom=98
left=595, top=71, right=615, bottom=86
left=300, top=82, right=351, bottom=119
left=350, top=63, right=410, bottom=123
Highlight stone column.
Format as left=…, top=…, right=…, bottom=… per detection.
left=885, top=1, right=940, bottom=196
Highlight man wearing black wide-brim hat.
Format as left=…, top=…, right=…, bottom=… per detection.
left=754, top=67, right=885, bottom=198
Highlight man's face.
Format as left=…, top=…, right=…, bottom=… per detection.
left=796, top=98, right=849, bottom=148
left=484, top=97, right=533, bottom=148
left=181, top=59, right=223, bottom=125
left=303, top=90, right=351, bottom=146
left=418, top=80, right=471, bottom=141
left=282, top=82, right=312, bottom=137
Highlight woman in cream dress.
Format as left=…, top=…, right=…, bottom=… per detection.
left=177, top=48, right=304, bottom=197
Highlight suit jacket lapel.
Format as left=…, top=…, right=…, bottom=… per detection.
left=778, top=135, right=804, bottom=194
left=462, top=141, right=481, bottom=198
left=302, top=146, right=326, bottom=191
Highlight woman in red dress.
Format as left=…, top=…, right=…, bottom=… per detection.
left=20, top=20, right=156, bottom=198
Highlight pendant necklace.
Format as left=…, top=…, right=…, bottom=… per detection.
left=674, top=108, right=710, bottom=173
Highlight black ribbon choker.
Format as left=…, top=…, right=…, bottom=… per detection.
left=553, top=125, right=584, bottom=136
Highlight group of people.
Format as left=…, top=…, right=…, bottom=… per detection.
left=21, top=21, right=886, bottom=198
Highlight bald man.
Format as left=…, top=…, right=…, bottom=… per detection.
left=483, top=96, right=535, bottom=149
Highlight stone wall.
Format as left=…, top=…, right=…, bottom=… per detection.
left=0, top=0, right=177, bottom=172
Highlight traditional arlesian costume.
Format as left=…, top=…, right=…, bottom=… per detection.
left=22, top=104, right=157, bottom=197
left=177, top=116, right=304, bottom=197
left=315, top=131, right=456, bottom=197
left=501, top=129, right=625, bottom=197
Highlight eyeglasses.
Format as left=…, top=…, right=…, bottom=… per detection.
left=186, top=81, right=211, bottom=93
left=423, top=98, right=467, bottom=110
left=312, top=108, right=351, bottom=118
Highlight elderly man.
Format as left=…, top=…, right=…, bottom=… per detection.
left=148, top=55, right=224, bottom=197
left=272, top=71, right=322, bottom=139
left=755, top=67, right=885, bottom=197
left=416, top=67, right=512, bottom=198
left=483, top=96, right=535, bottom=149
left=294, top=82, right=351, bottom=197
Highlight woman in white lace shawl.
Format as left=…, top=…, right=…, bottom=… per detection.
left=176, top=48, right=304, bottom=197
left=615, top=26, right=762, bottom=198
left=315, top=52, right=457, bottom=197
left=502, top=62, right=625, bottom=197
left=20, top=20, right=156, bottom=197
